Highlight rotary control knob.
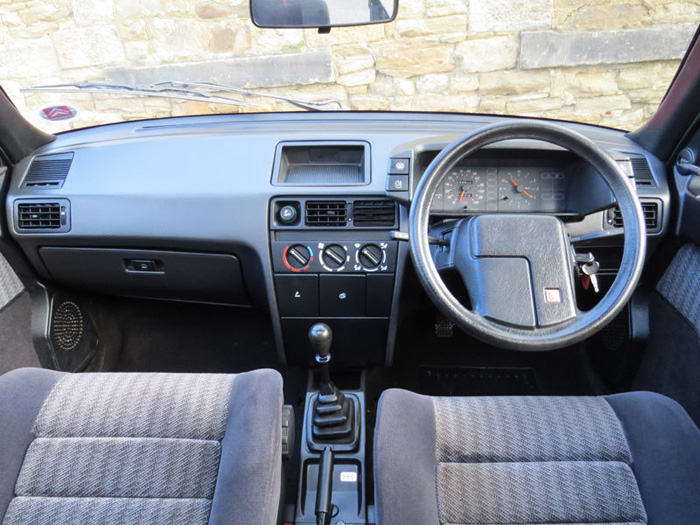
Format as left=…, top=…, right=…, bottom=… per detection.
left=358, top=244, right=383, bottom=270
left=322, top=244, right=347, bottom=269
left=283, top=244, right=312, bottom=271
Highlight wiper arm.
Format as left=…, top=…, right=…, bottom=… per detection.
left=22, top=82, right=255, bottom=108
left=153, top=81, right=343, bottom=111
left=22, top=81, right=343, bottom=112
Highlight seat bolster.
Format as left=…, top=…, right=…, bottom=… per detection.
left=606, top=391, right=700, bottom=525
left=208, top=368, right=283, bottom=525
left=0, top=368, right=64, bottom=521
left=374, top=389, right=440, bottom=525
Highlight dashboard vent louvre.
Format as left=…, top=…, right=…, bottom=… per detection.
left=17, top=202, right=62, bottom=229
left=23, top=153, right=73, bottom=188
left=305, top=201, right=347, bottom=227
left=353, top=200, right=396, bottom=226
left=611, top=201, right=660, bottom=232
left=629, top=156, right=656, bottom=188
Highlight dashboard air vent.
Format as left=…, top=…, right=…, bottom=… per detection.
left=353, top=200, right=396, bottom=227
left=611, top=201, right=660, bottom=232
left=23, top=153, right=73, bottom=188
left=17, top=202, right=62, bottom=229
left=305, top=201, right=347, bottom=227
left=629, top=156, right=656, bottom=188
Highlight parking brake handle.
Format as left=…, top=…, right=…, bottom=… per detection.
left=315, top=446, right=334, bottom=525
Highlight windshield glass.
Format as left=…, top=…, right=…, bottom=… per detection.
left=2, top=1, right=698, bottom=133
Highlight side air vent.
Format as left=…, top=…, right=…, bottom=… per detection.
left=611, top=201, right=661, bottom=232
left=305, top=201, right=347, bottom=227
left=15, top=199, right=70, bottom=233
left=629, top=156, right=656, bottom=188
left=17, top=202, right=61, bottom=229
left=23, top=152, right=73, bottom=188
left=353, top=200, right=396, bottom=227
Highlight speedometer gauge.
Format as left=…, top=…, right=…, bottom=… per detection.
left=444, top=168, right=486, bottom=211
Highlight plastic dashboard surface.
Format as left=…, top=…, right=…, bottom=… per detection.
left=6, top=112, right=669, bottom=310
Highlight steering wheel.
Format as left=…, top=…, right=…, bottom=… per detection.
left=409, top=121, right=646, bottom=351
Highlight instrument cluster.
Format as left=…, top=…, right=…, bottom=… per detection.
left=430, top=166, right=567, bottom=214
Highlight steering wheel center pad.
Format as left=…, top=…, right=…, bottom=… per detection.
left=448, top=215, right=577, bottom=328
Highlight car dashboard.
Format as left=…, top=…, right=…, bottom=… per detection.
left=5, top=112, right=671, bottom=365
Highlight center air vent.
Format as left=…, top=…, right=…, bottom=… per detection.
left=23, top=152, right=73, bottom=188
left=15, top=199, right=70, bottom=233
left=305, top=201, right=348, bottom=227
left=610, top=200, right=660, bottom=232
left=353, top=200, right=396, bottom=227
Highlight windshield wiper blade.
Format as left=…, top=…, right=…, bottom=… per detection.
left=152, top=81, right=343, bottom=111
left=22, top=82, right=255, bottom=108
left=22, top=81, right=342, bottom=112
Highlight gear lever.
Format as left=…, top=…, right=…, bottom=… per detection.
left=309, top=323, right=354, bottom=442
left=310, top=323, right=335, bottom=396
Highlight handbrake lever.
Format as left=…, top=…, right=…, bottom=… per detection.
left=315, top=447, right=334, bottom=525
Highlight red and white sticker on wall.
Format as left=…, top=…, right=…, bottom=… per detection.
left=40, top=105, right=77, bottom=121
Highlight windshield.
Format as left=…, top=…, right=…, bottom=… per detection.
left=2, top=1, right=697, bottom=134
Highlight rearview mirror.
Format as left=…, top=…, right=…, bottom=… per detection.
left=250, top=0, right=398, bottom=29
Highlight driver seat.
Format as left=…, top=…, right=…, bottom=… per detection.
left=0, top=368, right=284, bottom=525
left=374, top=390, right=700, bottom=525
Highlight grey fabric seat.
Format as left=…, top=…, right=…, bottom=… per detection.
left=0, top=368, right=284, bottom=525
left=374, top=390, right=700, bottom=525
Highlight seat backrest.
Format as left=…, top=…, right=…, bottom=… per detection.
left=0, top=369, right=283, bottom=525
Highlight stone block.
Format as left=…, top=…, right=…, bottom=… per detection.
left=395, top=14, right=467, bottom=40
left=399, top=0, right=426, bottom=19
left=334, top=45, right=375, bottom=75
left=600, top=108, right=646, bottom=130
left=450, top=75, right=479, bottom=93
left=412, top=93, right=480, bottom=112
left=124, top=41, right=151, bottom=65
left=416, top=73, right=449, bottom=93
left=338, top=68, right=376, bottom=87
left=72, top=0, right=115, bottom=26
left=456, top=35, right=518, bottom=73
left=553, top=1, right=650, bottom=31
left=376, top=42, right=454, bottom=78
left=425, top=0, right=467, bottom=17
left=521, top=25, right=696, bottom=69
left=479, top=70, right=551, bottom=95
left=574, top=94, right=631, bottom=113
left=350, top=94, right=391, bottom=110
left=150, top=18, right=206, bottom=61
left=506, top=94, right=562, bottom=113
left=106, top=50, right=334, bottom=89
left=196, top=2, right=233, bottom=19
left=470, top=0, right=552, bottom=34
left=617, top=61, right=680, bottom=91
left=115, top=0, right=161, bottom=20
left=209, top=28, right=237, bottom=54
left=53, top=26, right=125, bottom=69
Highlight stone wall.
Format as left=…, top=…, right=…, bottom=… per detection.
left=1, top=0, right=698, bottom=133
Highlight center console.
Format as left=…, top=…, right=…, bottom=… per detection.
left=269, top=196, right=399, bottom=366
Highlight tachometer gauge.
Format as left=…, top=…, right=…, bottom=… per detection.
left=444, top=168, right=486, bottom=211
left=498, top=168, right=539, bottom=211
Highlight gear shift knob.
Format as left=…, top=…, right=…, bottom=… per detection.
left=309, top=323, right=333, bottom=360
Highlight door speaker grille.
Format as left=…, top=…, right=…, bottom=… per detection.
left=51, top=301, right=84, bottom=352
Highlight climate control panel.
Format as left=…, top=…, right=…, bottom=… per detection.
left=272, top=240, right=398, bottom=274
